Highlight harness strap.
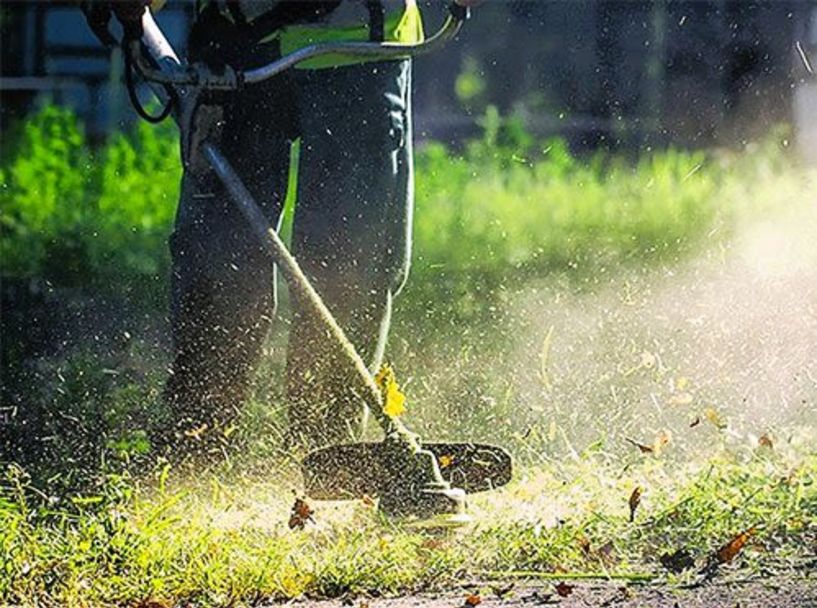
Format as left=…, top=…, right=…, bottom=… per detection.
left=366, top=1, right=385, bottom=42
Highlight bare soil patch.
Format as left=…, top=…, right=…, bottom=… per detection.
left=276, top=576, right=817, bottom=608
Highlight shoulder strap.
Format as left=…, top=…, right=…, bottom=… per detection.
left=366, top=1, right=385, bottom=41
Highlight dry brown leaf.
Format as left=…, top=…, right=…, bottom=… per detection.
left=464, top=592, right=482, bottom=606
left=758, top=434, right=773, bottom=449
left=288, top=496, right=314, bottom=530
left=626, top=437, right=654, bottom=454
left=420, top=538, right=444, bottom=551
left=554, top=582, right=575, bottom=597
left=629, top=487, right=643, bottom=523
left=361, top=494, right=376, bottom=508
left=716, top=527, right=756, bottom=564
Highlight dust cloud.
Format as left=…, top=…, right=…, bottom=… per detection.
left=513, top=201, right=817, bottom=459
left=402, top=182, right=817, bottom=464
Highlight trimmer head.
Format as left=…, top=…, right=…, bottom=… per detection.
left=302, top=441, right=513, bottom=505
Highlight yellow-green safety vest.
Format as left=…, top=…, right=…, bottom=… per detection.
left=191, top=0, right=424, bottom=69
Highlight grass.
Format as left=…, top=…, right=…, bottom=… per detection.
left=1, top=445, right=814, bottom=606
left=3, top=107, right=817, bottom=605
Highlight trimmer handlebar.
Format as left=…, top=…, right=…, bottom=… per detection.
left=131, top=3, right=469, bottom=92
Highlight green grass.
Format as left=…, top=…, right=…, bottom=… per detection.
left=3, top=107, right=816, bottom=606
left=1, top=446, right=814, bottom=606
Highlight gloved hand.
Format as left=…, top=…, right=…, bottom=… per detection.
left=111, top=0, right=150, bottom=39
left=80, top=0, right=149, bottom=44
left=81, top=1, right=116, bottom=46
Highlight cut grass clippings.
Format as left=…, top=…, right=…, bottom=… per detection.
left=1, top=446, right=814, bottom=607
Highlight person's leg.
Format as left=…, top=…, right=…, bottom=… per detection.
left=286, top=60, right=414, bottom=451
left=162, top=21, right=297, bottom=455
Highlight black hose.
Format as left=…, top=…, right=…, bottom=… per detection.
left=124, top=47, right=174, bottom=124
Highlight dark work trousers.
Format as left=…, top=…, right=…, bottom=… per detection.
left=164, top=28, right=414, bottom=454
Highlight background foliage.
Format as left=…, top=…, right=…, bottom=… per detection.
left=1, top=105, right=789, bottom=311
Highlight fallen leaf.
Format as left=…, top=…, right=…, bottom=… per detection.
left=420, top=538, right=443, bottom=551
left=375, top=364, right=407, bottom=417
left=361, top=494, right=376, bottom=508
left=554, top=582, right=575, bottom=597
left=288, top=496, right=314, bottom=530
left=629, top=487, right=643, bottom=522
left=626, top=437, right=654, bottom=454
left=464, top=592, right=482, bottom=606
left=758, top=434, right=773, bottom=449
left=660, top=548, right=695, bottom=573
left=716, top=527, right=756, bottom=564
left=689, top=416, right=701, bottom=428
left=438, top=454, right=454, bottom=468
left=704, top=407, right=727, bottom=430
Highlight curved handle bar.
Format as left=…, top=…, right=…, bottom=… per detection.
left=131, top=4, right=467, bottom=91
left=244, top=11, right=464, bottom=84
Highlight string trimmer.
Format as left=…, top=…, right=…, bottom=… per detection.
left=119, top=3, right=512, bottom=523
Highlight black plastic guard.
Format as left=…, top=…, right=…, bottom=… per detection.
left=302, top=442, right=512, bottom=500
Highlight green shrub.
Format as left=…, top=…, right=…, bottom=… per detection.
left=0, top=106, right=91, bottom=282
left=89, top=120, right=180, bottom=288
left=0, top=104, right=795, bottom=314
left=0, top=106, right=180, bottom=299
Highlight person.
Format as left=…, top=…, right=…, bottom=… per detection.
left=83, top=0, right=477, bottom=457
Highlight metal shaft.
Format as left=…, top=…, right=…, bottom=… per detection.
left=202, top=143, right=395, bottom=433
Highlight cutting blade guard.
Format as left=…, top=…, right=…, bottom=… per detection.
left=303, top=442, right=513, bottom=501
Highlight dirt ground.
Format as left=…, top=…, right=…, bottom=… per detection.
left=274, top=577, right=817, bottom=608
